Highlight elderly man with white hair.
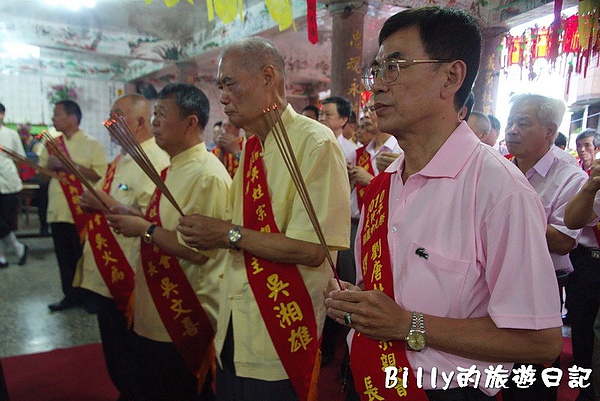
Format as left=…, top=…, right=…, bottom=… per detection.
left=504, top=93, right=589, bottom=400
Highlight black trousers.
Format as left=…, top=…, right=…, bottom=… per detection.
left=0, top=359, right=8, bottom=401
left=95, top=294, right=137, bottom=399
left=129, top=332, right=214, bottom=401
left=322, top=220, right=359, bottom=360
left=566, top=245, right=600, bottom=400
left=50, top=222, right=83, bottom=302
left=216, top=319, right=299, bottom=401
left=34, top=182, right=49, bottom=232
left=502, top=358, right=560, bottom=401
left=0, top=193, right=18, bottom=238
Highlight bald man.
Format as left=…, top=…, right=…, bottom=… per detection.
left=76, top=93, right=170, bottom=401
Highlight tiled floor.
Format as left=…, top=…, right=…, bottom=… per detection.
left=0, top=212, right=100, bottom=358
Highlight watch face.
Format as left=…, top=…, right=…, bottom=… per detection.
left=407, top=331, right=426, bottom=351
left=228, top=228, right=241, bottom=244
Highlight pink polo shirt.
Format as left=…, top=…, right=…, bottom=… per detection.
left=513, top=149, right=588, bottom=273
left=352, top=122, right=562, bottom=395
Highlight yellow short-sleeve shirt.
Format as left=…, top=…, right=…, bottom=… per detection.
left=39, top=130, right=107, bottom=224
left=77, top=137, right=170, bottom=298
left=134, top=143, right=233, bottom=342
left=214, top=105, right=351, bottom=381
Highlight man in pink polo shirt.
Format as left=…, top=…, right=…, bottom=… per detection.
left=504, top=93, right=587, bottom=400
left=324, top=6, right=563, bottom=401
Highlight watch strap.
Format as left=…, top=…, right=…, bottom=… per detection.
left=405, top=311, right=426, bottom=351
left=143, top=223, right=158, bottom=243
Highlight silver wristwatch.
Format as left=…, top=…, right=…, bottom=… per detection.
left=405, top=311, right=426, bottom=352
left=227, top=225, right=242, bottom=250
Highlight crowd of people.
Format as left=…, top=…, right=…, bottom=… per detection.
left=2, top=5, right=600, bottom=401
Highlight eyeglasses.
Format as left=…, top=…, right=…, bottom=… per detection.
left=362, top=105, right=375, bottom=114
left=363, top=59, right=452, bottom=91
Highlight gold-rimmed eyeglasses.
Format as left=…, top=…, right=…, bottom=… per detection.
left=362, top=59, right=452, bottom=91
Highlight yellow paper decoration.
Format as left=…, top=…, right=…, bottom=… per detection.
left=578, top=0, right=600, bottom=50
left=206, top=0, right=242, bottom=24
left=265, top=0, right=293, bottom=31
left=146, top=0, right=292, bottom=33
left=150, top=0, right=194, bottom=6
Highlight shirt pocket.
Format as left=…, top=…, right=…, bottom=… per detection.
left=399, top=241, right=471, bottom=317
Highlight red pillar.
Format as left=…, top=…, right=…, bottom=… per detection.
left=473, top=27, right=507, bottom=116
left=328, top=1, right=367, bottom=115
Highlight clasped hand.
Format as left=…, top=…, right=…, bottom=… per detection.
left=324, top=278, right=411, bottom=342
left=177, top=214, right=232, bottom=251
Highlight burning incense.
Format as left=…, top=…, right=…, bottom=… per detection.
left=264, top=105, right=343, bottom=290
left=103, top=116, right=184, bottom=216
left=39, top=131, right=111, bottom=212
left=0, top=145, right=69, bottom=184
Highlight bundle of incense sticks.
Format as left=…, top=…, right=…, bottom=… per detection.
left=39, top=131, right=111, bottom=212
left=264, top=104, right=343, bottom=290
left=103, top=116, right=184, bottom=216
left=0, top=145, right=69, bottom=185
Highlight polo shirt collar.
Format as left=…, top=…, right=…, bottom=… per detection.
left=389, top=121, right=479, bottom=178
left=527, top=148, right=555, bottom=178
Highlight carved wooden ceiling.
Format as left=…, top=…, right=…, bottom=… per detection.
left=0, top=0, right=576, bottom=87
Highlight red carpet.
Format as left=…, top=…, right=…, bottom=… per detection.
left=2, top=344, right=118, bottom=401
left=0, top=337, right=580, bottom=401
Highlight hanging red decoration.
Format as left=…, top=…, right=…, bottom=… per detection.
left=306, top=0, right=318, bottom=44
left=501, top=1, right=600, bottom=79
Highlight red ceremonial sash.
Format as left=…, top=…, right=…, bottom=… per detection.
left=355, top=146, right=375, bottom=209
left=242, top=136, right=319, bottom=401
left=140, top=169, right=214, bottom=376
left=351, top=172, right=429, bottom=401
left=212, top=137, right=243, bottom=178
left=86, top=155, right=135, bottom=313
left=48, top=135, right=89, bottom=238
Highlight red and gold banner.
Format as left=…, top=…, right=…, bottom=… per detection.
left=354, top=147, right=375, bottom=210
left=48, top=135, right=89, bottom=239
left=242, top=135, right=319, bottom=401
left=351, top=172, right=428, bottom=401
left=141, top=168, right=214, bottom=376
left=87, top=155, right=135, bottom=313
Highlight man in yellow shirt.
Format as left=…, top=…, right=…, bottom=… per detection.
left=39, top=100, right=107, bottom=312
left=76, top=93, right=170, bottom=401
left=177, top=37, right=350, bottom=401
left=106, top=83, right=232, bottom=400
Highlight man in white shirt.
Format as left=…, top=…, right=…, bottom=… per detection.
left=320, top=96, right=357, bottom=163
left=0, top=102, right=28, bottom=268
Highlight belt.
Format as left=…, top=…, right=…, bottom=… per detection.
left=573, top=244, right=600, bottom=260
